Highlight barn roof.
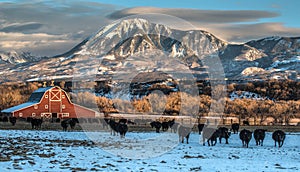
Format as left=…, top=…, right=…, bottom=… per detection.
left=1, top=87, right=53, bottom=113
left=2, top=102, right=36, bottom=113
left=33, top=87, right=53, bottom=93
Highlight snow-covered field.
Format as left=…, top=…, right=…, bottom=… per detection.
left=0, top=129, right=299, bottom=171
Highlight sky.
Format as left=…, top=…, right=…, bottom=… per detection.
left=0, top=0, right=299, bottom=56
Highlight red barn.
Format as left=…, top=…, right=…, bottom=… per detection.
left=1, top=86, right=100, bottom=119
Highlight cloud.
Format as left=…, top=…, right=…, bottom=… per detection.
left=108, top=7, right=279, bottom=23
left=0, top=22, right=43, bottom=33
left=108, top=7, right=300, bottom=43
left=0, top=2, right=299, bottom=56
left=0, top=1, right=117, bottom=56
left=195, top=22, right=300, bottom=43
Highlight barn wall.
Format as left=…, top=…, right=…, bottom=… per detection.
left=12, top=86, right=96, bottom=119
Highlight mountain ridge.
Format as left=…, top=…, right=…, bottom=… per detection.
left=0, top=18, right=300, bottom=83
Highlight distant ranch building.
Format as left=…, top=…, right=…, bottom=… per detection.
left=2, top=86, right=99, bottom=119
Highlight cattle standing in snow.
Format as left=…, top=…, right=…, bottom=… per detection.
left=61, top=118, right=78, bottom=131
left=168, top=119, right=175, bottom=130
left=253, top=129, right=267, bottom=146
left=272, top=130, right=285, bottom=148
left=239, top=129, right=252, bottom=148
left=108, top=119, right=119, bottom=136
left=9, top=117, right=17, bottom=126
left=231, top=123, right=239, bottom=134
left=118, top=123, right=128, bottom=138
left=31, top=118, right=43, bottom=130
left=202, top=128, right=219, bottom=146
left=161, top=121, right=169, bottom=131
left=178, top=125, right=191, bottom=144
left=198, top=124, right=205, bottom=134
left=150, top=121, right=162, bottom=133
left=218, top=127, right=231, bottom=144
left=2, top=116, right=8, bottom=122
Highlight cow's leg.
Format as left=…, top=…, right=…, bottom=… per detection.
left=219, top=137, right=222, bottom=144
left=261, top=140, right=263, bottom=146
left=279, top=141, right=283, bottom=148
left=274, top=141, right=277, bottom=147
left=225, top=138, right=229, bottom=144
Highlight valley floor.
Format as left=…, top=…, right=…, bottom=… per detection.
left=0, top=130, right=299, bottom=172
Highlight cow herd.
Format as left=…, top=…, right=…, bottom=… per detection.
left=146, top=121, right=286, bottom=148
left=198, top=123, right=286, bottom=148
left=0, top=116, right=287, bottom=148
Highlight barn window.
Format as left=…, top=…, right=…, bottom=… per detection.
left=32, top=113, right=36, bottom=117
left=62, top=105, right=65, bottom=109
left=62, top=113, right=69, bottom=117
left=19, top=113, right=23, bottom=117
left=45, top=105, right=48, bottom=109
left=45, top=95, right=48, bottom=98
left=34, top=105, right=38, bottom=109
left=62, top=95, right=65, bottom=99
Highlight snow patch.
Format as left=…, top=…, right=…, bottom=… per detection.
left=241, top=67, right=265, bottom=76
left=270, top=56, right=300, bottom=69
left=230, top=91, right=268, bottom=100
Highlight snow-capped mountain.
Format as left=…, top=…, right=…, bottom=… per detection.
left=0, top=18, right=300, bottom=83
left=0, top=51, right=40, bottom=64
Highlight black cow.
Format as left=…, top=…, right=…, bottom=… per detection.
left=106, top=118, right=128, bottom=138
left=202, top=128, right=219, bottom=146
left=231, top=123, right=240, bottom=134
left=243, top=120, right=250, bottom=126
left=2, top=116, right=8, bottom=122
left=108, top=119, right=119, bottom=136
left=31, top=118, right=43, bottom=130
left=61, top=119, right=70, bottom=131
left=239, top=129, right=252, bottom=148
left=178, top=125, right=191, bottom=144
left=9, top=117, right=17, bottom=126
left=254, top=129, right=267, bottom=146
left=119, top=118, right=127, bottom=124
left=150, top=121, right=162, bottom=133
left=118, top=123, right=128, bottom=138
left=272, top=130, right=285, bottom=148
left=61, top=118, right=78, bottom=131
left=218, top=127, right=231, bottom=144
left=161, top=121, right=169, bottom=131
left=198, top=124, right=205, bottom=134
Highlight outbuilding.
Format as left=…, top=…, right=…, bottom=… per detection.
left=1, top=86, right=99, bottom=119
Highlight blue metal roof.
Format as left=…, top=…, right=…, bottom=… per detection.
left=1, top=86, right=54, bottom=113
left=2, top=102, right=36, bottom=113
left=33, top=87, right=53, bottom=93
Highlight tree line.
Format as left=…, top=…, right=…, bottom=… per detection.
left=0, top=80, right=299, bottom=125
